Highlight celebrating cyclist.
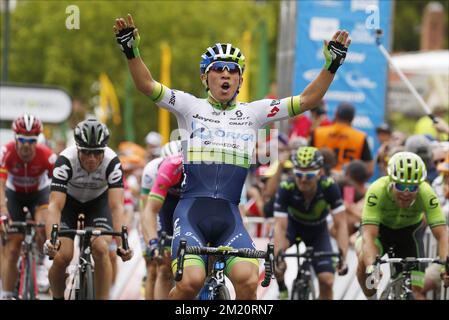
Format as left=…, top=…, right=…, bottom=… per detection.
left=0, top=114, right=56, bottom=299
left=44, top=119, right=133, bottom=300
left=114, top=14, right=350, bottom=299
left=356, top=152, right=449, bottom=300
left=140, top=140, right=182, bottom=299
left=273, top=147, right=349, bottom=300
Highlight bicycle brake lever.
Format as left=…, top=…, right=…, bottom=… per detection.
left=49, top=224, right=59, bottom=261
left=121, top=225, right=129, bottom=251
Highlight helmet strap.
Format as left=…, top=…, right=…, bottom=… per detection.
left=204, top=74, right=241, bottom=109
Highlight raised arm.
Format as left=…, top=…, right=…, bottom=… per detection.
left=299, top=30, right=351, bottom=112
left=114, top=14, right=155, bottom=96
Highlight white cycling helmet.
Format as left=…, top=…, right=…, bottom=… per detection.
left=160, top=140, right=182, bottom=158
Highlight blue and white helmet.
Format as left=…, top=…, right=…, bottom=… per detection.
left=200, top=43, right=245, bottom=75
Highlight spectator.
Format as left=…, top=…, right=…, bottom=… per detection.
left=311, top=103, right=373, bottom=176
left=433, top=116, right=449, bottom=140
left=289, top=100, right=332, bottom=141
left=331, top=160, right=369, bottom=245
left=145, top=131, right=162, bottom=161
left=415, top=105, right=448, bottom=141
left=423, top=151, right=449, bottom=297
left=405, top=134, right=438, bottom=183
left=374, top=123, right=392, bottom=176
left=375, top=123, right=392, bottom=145
left=319, top=147, right=338, bottom=179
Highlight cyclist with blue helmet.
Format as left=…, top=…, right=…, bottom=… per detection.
left=114, top=14, right=350, bottom=300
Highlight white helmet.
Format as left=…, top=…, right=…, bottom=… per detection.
left=160, top=140, right=182, bottom=158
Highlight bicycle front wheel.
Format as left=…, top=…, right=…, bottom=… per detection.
left=291, top=278, right=315, bottom=300
left=19, top=253, right=37, bottom=300
left=79, top=264, right=95, bottom=300
left=214, top=284, right=231, bottom=300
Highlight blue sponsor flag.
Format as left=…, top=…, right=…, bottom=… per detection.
left=293, top=0, right=393, bottom=179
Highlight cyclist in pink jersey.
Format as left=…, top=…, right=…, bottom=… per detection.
left=141, top=155, right=183, bottom=299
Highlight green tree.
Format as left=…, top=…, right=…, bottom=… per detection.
left=3, top=0, right=278, bottom=147
left=393, top=0, right=448, bottom=51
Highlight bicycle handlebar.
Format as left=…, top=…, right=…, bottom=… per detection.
left=50, top=224, right=130, bottom=256
left=281, top=251, right=340, bottom=259
left=7, top=220, right=46, bottom=232
left=156, top=231, right=173, bottom=260
left=374, top=256, right=445, bottom=266
left=174, top=239, right=275, bottom=287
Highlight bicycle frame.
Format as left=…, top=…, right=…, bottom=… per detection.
left=51, top=219, right=129, bottom=300
left=198, top=257, right=229, bottom=300
left=375, top=255, right=446, bottom=300
left=280, top=239, right=341, bottom=300
left=291, top=244, right=315, bottom=300
left=7, top=211, right=45, bottom=300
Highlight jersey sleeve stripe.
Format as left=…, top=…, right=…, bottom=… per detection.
left=149, top=193, right=165, bottom=203
left=274, top=211, right=288, bottom=218
left=428, top=220, right=448, bottom=228
left=150, top=81, right=165, bottom=103
left=287, top=95, right=301, bottom=117
left=361, top=219, right=380, bottom=226
left=331, top=204, right=345, bottom=215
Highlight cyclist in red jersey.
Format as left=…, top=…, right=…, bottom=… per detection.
left=0, top=114, right=56, bottom=299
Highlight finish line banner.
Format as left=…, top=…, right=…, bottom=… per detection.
left=293, top=0, right=393, bottom=178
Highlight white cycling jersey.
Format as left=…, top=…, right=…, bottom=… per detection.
left=140, top=157, right=164, bottom=195
left=149, top=81, right=302, bottom=204
left=51, top=146, right=124, bottom=202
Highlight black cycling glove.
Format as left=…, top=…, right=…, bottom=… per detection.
left=323, top=40, right=347, bottom=74
left=116, top=27, right=140, bottom=60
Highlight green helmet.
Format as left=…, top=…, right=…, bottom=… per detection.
left=292, top=147, right=324, bottom=170
left=387, top=151, right=427, bottom=184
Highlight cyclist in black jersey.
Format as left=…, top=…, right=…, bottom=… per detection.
left=44, top=119, right=133, bottom=300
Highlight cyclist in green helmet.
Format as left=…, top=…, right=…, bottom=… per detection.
left=274, top=147, right=349, bottom=299
left=356, top=151, right=449, bottom=300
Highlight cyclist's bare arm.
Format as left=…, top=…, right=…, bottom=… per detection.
left=128, top=56, right=154, bottom=96
left=113, top=14, right=155, bottom=96
left=46, top=191, right=66, bottom=238
left=361, top=224, right=379, bottom=267
left=0, top=178, right=8, bottom=216
left=274, top=216, right=289, bottom=254
left=108, top=187, right=125, bottom=244
left=332, top=211, right=349, bottom=259
left=430, top=224, right=448, bottom=262
left=299, top=30, right=350, bottom=112
left=141, top=197, right=162, bottom=244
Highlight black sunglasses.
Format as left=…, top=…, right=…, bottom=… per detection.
left=79, top=149, right=104, bottom=156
